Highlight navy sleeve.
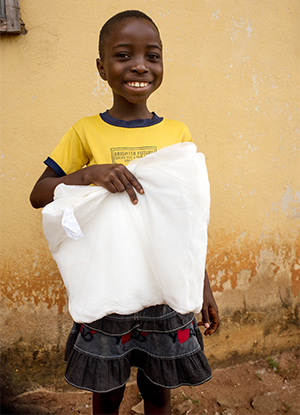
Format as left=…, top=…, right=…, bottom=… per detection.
left=44, top=157, right=66, bottom=177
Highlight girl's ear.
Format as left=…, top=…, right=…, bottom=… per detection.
left=96, top=58, right=107, bottom=81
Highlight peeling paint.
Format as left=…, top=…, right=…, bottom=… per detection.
left=212, top=10, right=220, bottom=20
left=0, top=253, right=66, bottom=314
left=269, top=185, right=300, bottom=220
left=207, top=231, right=299, bottom=300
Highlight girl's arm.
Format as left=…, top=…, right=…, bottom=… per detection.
left=30, top=164, right=144, bottom=209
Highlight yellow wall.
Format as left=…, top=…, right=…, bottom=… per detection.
left=1, top=0, right=299, bottom=392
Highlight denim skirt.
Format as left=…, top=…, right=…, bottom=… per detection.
left=64, top=305, right=212, bottom=393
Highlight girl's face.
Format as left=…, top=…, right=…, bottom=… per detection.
left=97, top=18, right=163, bottom=108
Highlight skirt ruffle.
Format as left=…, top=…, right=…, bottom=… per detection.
left=64, top=319, right=212, bottom=393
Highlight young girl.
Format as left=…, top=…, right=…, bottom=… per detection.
left=30, top=10, right=219, bottom=415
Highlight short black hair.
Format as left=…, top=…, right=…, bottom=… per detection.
left=99, top=10, right=161, bottom=60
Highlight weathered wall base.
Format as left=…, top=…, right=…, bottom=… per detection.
left=202, top=304, right=299, bottom=369
left=1, top=299, right=73, bottom=400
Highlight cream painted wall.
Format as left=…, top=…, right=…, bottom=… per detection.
left=0, top=0, right=299, bottom=392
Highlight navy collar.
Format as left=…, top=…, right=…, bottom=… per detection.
left=100, top=110, right=163, bottom=128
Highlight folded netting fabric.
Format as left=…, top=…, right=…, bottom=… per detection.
left=42, top=142, right=210, bottom=323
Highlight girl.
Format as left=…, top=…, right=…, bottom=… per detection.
left=30, top=10, right=219, bottom=415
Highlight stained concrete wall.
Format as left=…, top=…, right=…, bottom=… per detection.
left=1, top=0, right=299, bottom=395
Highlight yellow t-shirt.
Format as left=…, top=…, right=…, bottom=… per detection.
left=44, top=111, right=192, bottom=176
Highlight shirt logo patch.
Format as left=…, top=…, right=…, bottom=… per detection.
left=110, top=146, right=157, bottom=164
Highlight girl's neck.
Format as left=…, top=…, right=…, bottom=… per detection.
left=108, top=101, right=153, bottom=121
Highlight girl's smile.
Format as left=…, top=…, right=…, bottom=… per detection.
left=125, top=81, right=150, bottom=88
left=97, top=18, right=163, bottom=119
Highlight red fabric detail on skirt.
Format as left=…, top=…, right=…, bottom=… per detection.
left=177, top=329, right=190, bottom=344
left=121, top=332, right=132, bottom=345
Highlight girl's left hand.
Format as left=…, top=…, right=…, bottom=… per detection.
left=198, top=269, right=220, bottom=336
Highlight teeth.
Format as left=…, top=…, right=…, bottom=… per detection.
left=127, top=82, right=149, bottom=88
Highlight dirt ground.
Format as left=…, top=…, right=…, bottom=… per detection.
left=2, top=348, right=299, bottom=415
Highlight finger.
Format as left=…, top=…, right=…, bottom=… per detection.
left=204, top=311, right=220, bottom=336
left=102, top=181, right=118, bottom=193
left=118, top=169, right=143, bottom=204
left=124, top=171, right=144, bottom=194
left=200, top=307, right=210, bottom=329
left=209, top=307, right=220, bottom=328
left=204, top=321, right=219, bottom=336
left=111, top=177, right=126, bottom=193
left=107, top=174, right=138, bottom=204
left=197, top=320, right=209, bottom=328
left=105, top=168, right=133, bottom=194
left=105, top=177, right=138, bottom=205
left=124, top=181, right=139, bottom=205
left=108, top=178, right=138, bottom=205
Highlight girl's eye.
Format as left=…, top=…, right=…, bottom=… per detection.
left=116, top=53, right=130, bottom=59
left=148, top=54, right=160, bottom=60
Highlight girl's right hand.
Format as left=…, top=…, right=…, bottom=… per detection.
left=88, top=164, right=144, bottom=205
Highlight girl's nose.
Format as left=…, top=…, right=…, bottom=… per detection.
left=134, top=64, right=148, bottom=73
left=130, top=58, right=148, bottom=73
